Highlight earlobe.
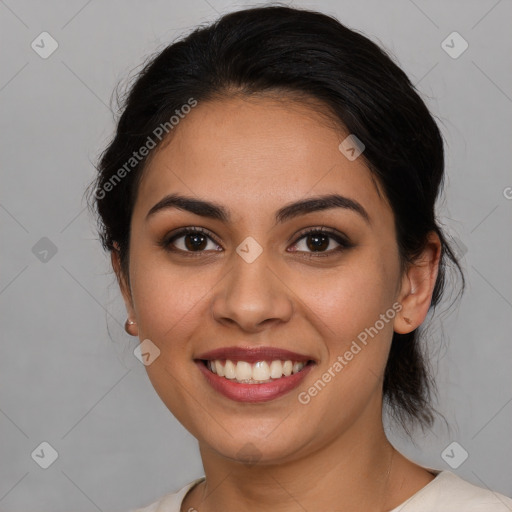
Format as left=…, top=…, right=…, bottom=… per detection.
left=393, top=232, right=441, bottom=334
left=111, top=245, right=138, bottom=336
left=124, top=318, right=138, bottom=336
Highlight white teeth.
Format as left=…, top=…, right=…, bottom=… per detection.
left=253, top=361, right=270, bottom=381
left=216, top=360, right=225, bottom=377
left=235, top=361, right=252, bottom=381
left=292, top=362, right=303, bottom=374
left=269, top=360, right=283, bottom=379
left=206, top=359, right=307, bottom=383
left=224, top=360, right=236, bottom=379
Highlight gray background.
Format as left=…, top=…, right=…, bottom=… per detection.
left=1, top=0, right=511, bottom=510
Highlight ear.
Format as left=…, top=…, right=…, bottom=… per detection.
left=111, top=243, right=138, bottom=336
left=394, top=232, right=442, bottom=334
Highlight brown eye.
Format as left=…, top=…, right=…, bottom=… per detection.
left=183, top=232, right=208, bottom=251
left=304, top=232, right=331, bottom=252
left=163, top=227, right=222, bottom=254
left=289, top=227, right=351, bottom=256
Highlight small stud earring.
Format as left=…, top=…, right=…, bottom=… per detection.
left=124, top=318, right=137, bottom=334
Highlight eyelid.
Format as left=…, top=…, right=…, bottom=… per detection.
left=288, top=226, right=352, bottom=255
left=161, top=226, right=221, bottom=248
left=291, top=225, right=350, bottom=244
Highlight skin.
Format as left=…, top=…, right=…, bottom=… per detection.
left=113, top=95, right=441, bottom=511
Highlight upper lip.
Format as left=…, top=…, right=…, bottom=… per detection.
left=195, top=346, right=315, bottom=364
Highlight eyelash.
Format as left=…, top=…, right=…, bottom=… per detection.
left=159, top=226, right=352, bottom=258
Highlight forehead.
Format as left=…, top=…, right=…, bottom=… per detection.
left=133, top=95, right=390, bottom=223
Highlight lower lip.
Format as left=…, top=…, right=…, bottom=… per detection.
left=195, top=361, right=314, bottom=403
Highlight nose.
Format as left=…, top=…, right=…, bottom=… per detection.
left=210, top=249, right=294, bottom=332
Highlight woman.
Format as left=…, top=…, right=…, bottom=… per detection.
left=88, top=5, right=512, bottom=511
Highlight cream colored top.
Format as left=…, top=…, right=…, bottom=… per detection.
left=132, top=470, right=512, bottom=511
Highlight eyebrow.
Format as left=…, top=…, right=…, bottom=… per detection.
left=146, top=192, right=370, bottom=225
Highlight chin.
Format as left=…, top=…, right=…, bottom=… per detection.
left=200, top=428, right=310, bottom=467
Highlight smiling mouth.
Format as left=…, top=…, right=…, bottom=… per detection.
left=199, top=359, right=315, bottom=384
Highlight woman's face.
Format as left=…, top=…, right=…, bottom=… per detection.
left=118, top=95, right=415, bottom=464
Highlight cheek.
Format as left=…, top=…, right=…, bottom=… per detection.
left=296, top=253, right=399, bottom=338
left=127, top=259, right=209, bottom=429
left=128, top=255, right=206, bottom=353
left=291, top=254, right=400, bottom=412
left=292, top=264, right=398, bottom=423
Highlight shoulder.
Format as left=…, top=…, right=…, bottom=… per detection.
left=130, top=477, right=206, bottom=512
left=391, top=470, right=512, bottom=511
